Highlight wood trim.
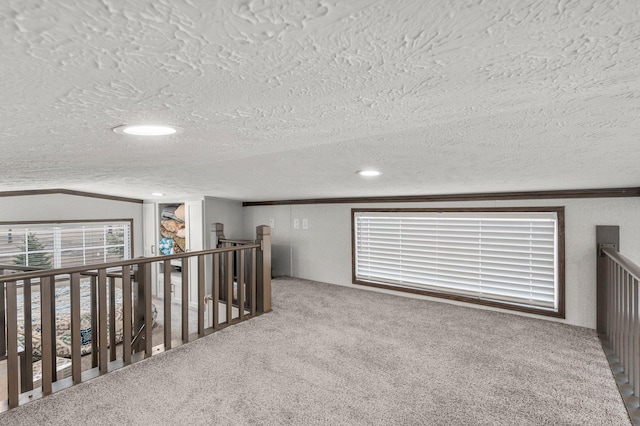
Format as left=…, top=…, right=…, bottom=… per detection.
left=351, top=206, right=564, bottom=214
left=352, top=279, right=565, bottom=318
left=0, top=218, right=134, bottom=226
left=244, top=187, right=640, bottom=206
left=556, top=208, right=566, bottom=319
left=0, top=189, right=143, bottom=204
left=596, top=226, right=620, bottom=334
left=351, top=206, right=566, bottom=320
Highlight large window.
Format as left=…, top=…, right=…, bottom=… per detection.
left=352, top=208, right=564, bottom=317
left=0, top=220, right=132, bottom=269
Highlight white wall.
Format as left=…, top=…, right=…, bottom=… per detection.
left=0, top=193, right=144, bottom=257
left=243, top=197, right=640, bottom=329
left=243, top=205, right=292, bottom=277
left=203, top=197, right=244, bottom=247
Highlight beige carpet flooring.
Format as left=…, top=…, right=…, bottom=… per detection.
left=0, top=277, right=630, bottom=425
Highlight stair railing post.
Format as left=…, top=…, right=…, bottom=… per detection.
left=212, top=223, right=225, bottom=302
left=256, top=225, right=272, bottom=313
left=213, top=223, right=225, bottom=248
left=1, top=272, right=6, bottom=359
left=597, top=225, right=620, bottom=335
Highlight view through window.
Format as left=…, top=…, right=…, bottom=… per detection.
left=0, top=221, right=132, bottom=269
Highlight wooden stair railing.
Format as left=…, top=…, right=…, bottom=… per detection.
left=1, top=224, right=271, bottom=411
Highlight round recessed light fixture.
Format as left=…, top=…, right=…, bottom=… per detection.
left=151, top=192, right=164, bottom=196
left=113, top=124, right=180, bottom=136
left=357, top=170, right=381, bottom=177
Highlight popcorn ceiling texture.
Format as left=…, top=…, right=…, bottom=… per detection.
left=0, top=0, right=639, bottom=201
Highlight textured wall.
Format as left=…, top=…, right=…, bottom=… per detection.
left=244, top=197, right=640, bottom=329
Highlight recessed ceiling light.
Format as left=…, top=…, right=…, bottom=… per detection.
left=151, top=192, right=164, bottom=196
left=113, top=124, right=180, bottom=136
left=357, top=170, right=381, bottom=177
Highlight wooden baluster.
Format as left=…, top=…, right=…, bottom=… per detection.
left=226, top=251, right=233, bottom=323
left=40, top=276, right=54, bottom=395
left=238, top=250, right=245, bottom=321
left=70, top=273, right=82, bottom=384
left=109, top=276, right=117, bottom=362
left=632, top=278, right=640, bottom=397
left=181, top=260, right=189, bottom=343
left=143, top=263, right=153, bottom=358
left=250, top=248, right=256, bottom=317
left=6, top=280, right=19, bottom=408
left=164, top=259, right=172, bottom=350
left=90, top=275, right=98, bottom=368
left=213, top=253, right=220, bottom=330
left=620, top=265, right=625, bottom=365
left=616, top=265, right=624, bottom=368
left=619, top=269, right=629, bottom=373
left=198, top=255, right=205, bottom=337
left=607, top=257, right=613, bottom=344
left=48, top=275, right=57, bottom=383
left=618, top=265, right=623, bottom=362
left=23, top=278, right=34, bottom=391
left=627, top=273, right=637, bottom=389
left=626, top=272, right=633, bottom=381
left=122, top=265, right=132, bottom=365
left=98, top=269, right=108, bottom=374
left=613, top=264, right=619, bottom=356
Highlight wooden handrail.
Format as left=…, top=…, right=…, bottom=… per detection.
left=219, top=238, right=255, bottom=244
left=0, top=244, right=259, bottom=283
left=596, top=228, right=640, bottom=424
left=601, top=247, right=640, bottom=281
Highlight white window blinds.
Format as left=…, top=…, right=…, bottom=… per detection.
left=354, top=211, right=559, bottom=312
left=0, top=222, right=132, bottom=269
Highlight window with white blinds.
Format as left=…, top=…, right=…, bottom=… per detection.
left=353, top=209, right=563, bottom=316
left=0, top=221, right=132, bottom=269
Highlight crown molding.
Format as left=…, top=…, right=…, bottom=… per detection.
left=0, top=189, right=143, bottom=204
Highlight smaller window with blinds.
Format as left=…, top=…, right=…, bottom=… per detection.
left=0, top=220, right=133, bottom=269
left=352, top=208, right=565, bottom=318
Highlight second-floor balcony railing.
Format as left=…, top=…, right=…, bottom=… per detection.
left=0, top=224, right=272, bottom=411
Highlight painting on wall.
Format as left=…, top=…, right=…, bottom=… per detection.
left=158, top=204, right=186, bottom=255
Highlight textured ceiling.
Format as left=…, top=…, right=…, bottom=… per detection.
left=1, top=0, right=639, bottom=202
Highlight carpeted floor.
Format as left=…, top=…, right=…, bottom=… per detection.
left=0, top=277, right=630, bottom=425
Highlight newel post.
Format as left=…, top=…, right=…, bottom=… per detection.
left=596, top=225, right=619, bottom=335
left=256, top=225, right=272, bottom=313
left=1, top=274, right=6, bottom=359
left=213, top=223, right=225, bottom=248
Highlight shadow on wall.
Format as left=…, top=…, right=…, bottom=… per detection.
left=271, top=244, right=289, bottom=277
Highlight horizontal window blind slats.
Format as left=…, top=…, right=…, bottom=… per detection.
left=358, top=223, right=556, bottom=231
left=358, top=246, right=555, bottom=264
left=356, top=265, right=556, bottom=293
left=358, top=225, right=556, bottom=233
left=0, top=222, right=131, bottom=269
left=358, top=236, right=556, bottom=249
left=359, top=274, right=555, bottom=305
left=357, top=242, right=555, bottom=257
left=354, top=211, right=559, bottom=312
left=357, top=264, right=555, bottom=292
left=358, top=253, right=555, bottom=277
